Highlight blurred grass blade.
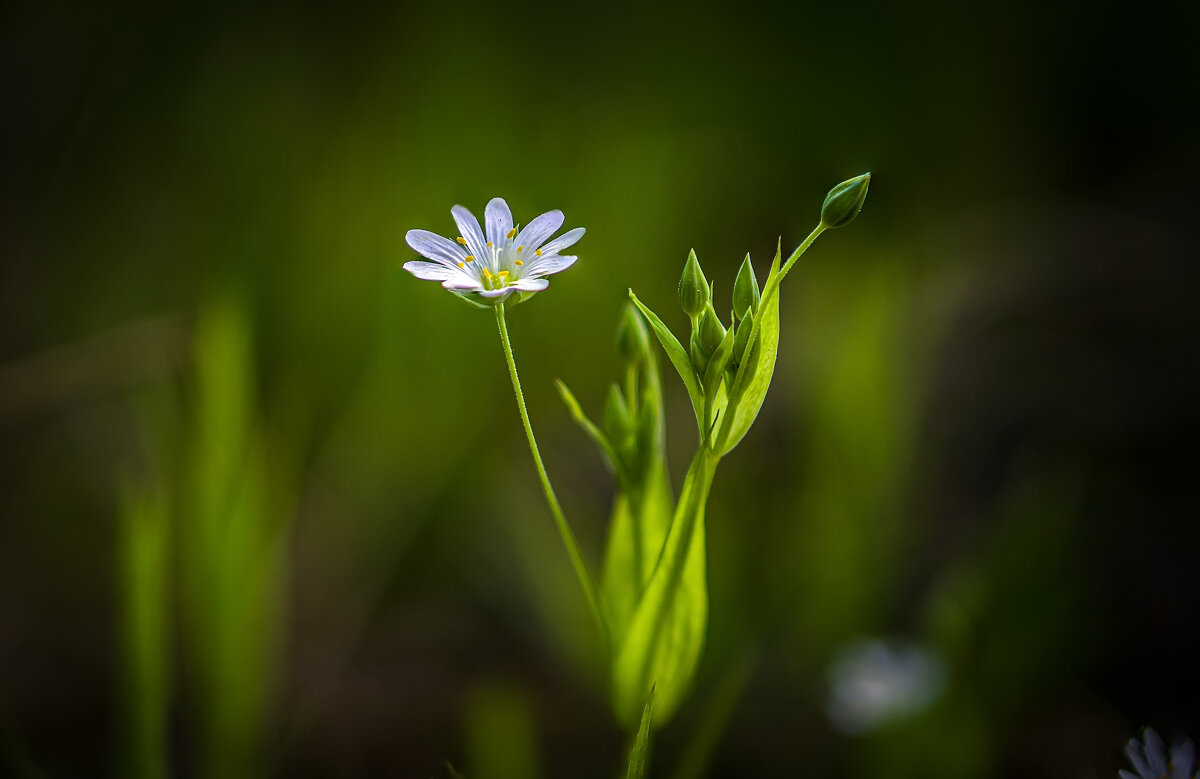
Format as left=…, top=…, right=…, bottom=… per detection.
left=625, top=688, right=655, bottom=779
left=116, top=482, right=170, bottom=779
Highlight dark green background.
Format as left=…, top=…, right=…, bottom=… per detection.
left=1, top=0, right=1197, bottom=776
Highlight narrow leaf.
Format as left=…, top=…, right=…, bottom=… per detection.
left=714, top=244, right=783, bottom=455
left=625, top=688, right=655, bottom=779
left=556, top=379, right=625, bottom=482
left=628, top=290, right=705, bottom=435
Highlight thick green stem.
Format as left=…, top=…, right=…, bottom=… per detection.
left=494, top=303, right=610, bottom=646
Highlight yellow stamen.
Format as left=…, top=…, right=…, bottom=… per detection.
left=483, top=268, right=493, bottom=278
left=514, top=260, right=524, bottom=266
left=464, top=255, right=474, bottom=262
left=487, top=241, right=493, bottom=248
left=516, top=245, right=524, bottom=252
left=506, top=227, right=518, bottom=239
left=498, top=271, right=509, bottom=279
left=536, top=249, right=543, bottom=256
left=456, top=236, right=467, bottom=245
left=457, top=262, right=465, bottom=268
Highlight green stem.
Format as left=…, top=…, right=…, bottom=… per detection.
left=494, top=303, right=610, bottom=646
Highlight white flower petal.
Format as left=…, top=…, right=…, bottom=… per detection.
left=525, top=255, right=577, bottom=277
left=404, top=260, right=478, bottom=289
left=515, top=209, right=564, bottom=253
left=406, top=230, right=466, bottom=267
left=485, top=197, right=514, bottom=248
left=451, top=205, right=490, bottom=268
left=478, top=287, right=514, bottom=299
left=442, top=277, right=484, bottom=291
left=509, top=277, right=549, bottom=292
left=539, top=227, right=585, bottom=255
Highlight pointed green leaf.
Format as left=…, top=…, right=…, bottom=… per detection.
left=629, top=290, right=705, bottom=435
left=714, top=244, right=783, bottom=456
left=555, top=379, right=626, bottom=483
left=625, top=688, right=655, bottom=779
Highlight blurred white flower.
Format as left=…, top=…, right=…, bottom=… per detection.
left=1120, top=728, right=1197, bottom=779
left=404, top=197, right=583, bottom=305
left=826, top=639, right=945, bottom=735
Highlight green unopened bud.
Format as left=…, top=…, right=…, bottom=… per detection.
left=678, top=249, right=709, bottom=318
left=697, top=303, right=726, bottom=356
left=733, top=316, right=754, bottom=364
left=616, top=303, right=651, bottom=365
left=689, top=331, right=708, bottom=375
left=732, top=254, right=760, bottom=320
left=604, top=384, right=633, bottom=446
left=820, top=172, right=871, bottom=229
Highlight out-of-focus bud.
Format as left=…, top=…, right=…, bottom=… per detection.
left=678, top=249, right=709, bottom=318
left=733, top=316, right=754, bottom=364
left=616, top=302, right=651, bottom=365
left=690, top=331, right=708, bottom=375
left=697, top=303, right=727, bottom=357
left=732, top=254, right=760, bottom=320
left=604, top=384, right=633, bottom=447
left=820, top=173, right=871, bottom=229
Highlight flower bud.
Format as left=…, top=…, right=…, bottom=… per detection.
left=604, top=384, right=633, bottom=447
left=732, top=316, right=754, bottom=364
left=697, top=303, right=727, bottom=357
left=615, top=302, right=651, bottom=366
left=820, top=172, right=871, bottom=229
left=732, top=254, right=760, bottom=320
left=689, top=331, right=708, bottom=375
left=677, top=249, right=709, bottom=318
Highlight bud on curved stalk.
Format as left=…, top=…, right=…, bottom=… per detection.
left=616, top=302, right=652, bottom=366
left=732, top=254, right=760, bottom=321
left=678, top=250, right=709, bottom=319
left=820, top=173, right=872, bottom=229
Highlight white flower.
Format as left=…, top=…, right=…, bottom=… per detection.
left=404, top=197, right=584, bottom=304
left=826, top=639, right=945, bottom=735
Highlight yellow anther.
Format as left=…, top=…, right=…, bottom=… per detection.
left=483, top=268, right=493, bottom=278
left=487, top=241, right=494, bottom=248
left=514, top=260, right=524, bottom=266
left=506, top=227, right=518, bottom=239
left=457, top=262, right=465, bottom=268
left=464, top=255, right=475, bottom=262
left=456, top=236, right=467, bottom=245
left=536, top=249, right=543, bottom=256
left=516, top=245, right=524, bottom=252
left=498, top=270, right=509, bottom=279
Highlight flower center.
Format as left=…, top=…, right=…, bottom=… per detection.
left=481, top=268, right=511, bottom=291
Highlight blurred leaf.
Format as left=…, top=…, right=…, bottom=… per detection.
left=613, top=450, right=716, bottom=729
left=602, top=465, right=675, bottom=647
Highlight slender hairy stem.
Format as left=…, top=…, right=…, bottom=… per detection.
left=494, top=303, right=610, bottom=646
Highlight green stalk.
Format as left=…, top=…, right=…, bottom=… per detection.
left=494, top=303, right=609, bottom=646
